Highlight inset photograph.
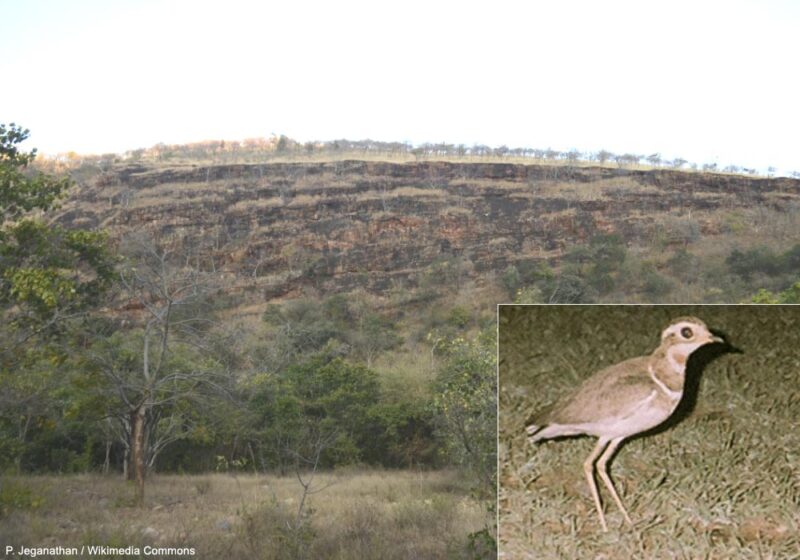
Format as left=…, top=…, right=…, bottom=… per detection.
left=499, top=305, right=800, bottom=558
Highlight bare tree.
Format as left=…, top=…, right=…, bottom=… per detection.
left=646, top=153, right=662, bottom=167
left=564, top=149, right=582, bottom=165
left=544, top=148, right=561, bottom=161
left=90, top=233, right=231, bottom=504
left=616, top=153, right=641, bottom=168
left=595, top=150, right=614, bottom=165
left=287, top=425, right=339, bottom=531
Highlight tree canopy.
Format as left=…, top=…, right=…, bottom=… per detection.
left=1, top=124, right=114, bottom=344
left=0, top=123, right=114, bottom=473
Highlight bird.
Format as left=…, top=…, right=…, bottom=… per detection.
left=525, top=316, right=722, bottom=531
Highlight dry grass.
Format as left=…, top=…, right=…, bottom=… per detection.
left=499, top=305, right=800, bottom=559
left=355, top=187, right=447, bottom=203
left=455, top=180, right=528, bottom=192
left=110, top=180, right=237, bottom=210
left=531, top=178, right=656, bottom=202
left=1, top=469, right=488, bottom=559
left=229, top=196, right=284, bottom=212
left=440, top=206, right=473, bottom=216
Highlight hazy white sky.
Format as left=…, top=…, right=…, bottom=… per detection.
left=1, top=0, right=798, bottom=173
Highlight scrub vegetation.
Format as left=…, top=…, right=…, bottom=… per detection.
left=0, top=470, right=486, bottom=560
left=4, top=124, right=800, bottom=558
left=0, top=125, right=495, bottom=559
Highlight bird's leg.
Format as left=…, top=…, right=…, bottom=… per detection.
left=596, top=436, right=634, bottom=527
left=583, top=438, right=610, bottom=532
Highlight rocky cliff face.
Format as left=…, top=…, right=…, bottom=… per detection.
left=56, top=160, right=800, bottom=301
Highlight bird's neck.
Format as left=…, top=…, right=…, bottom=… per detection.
left=650, top=344, right=689, bottom=392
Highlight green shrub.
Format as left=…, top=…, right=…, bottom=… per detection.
left=501, top=265, right=521, bottom=296
left=542, top=273, right=596, bottom=303
left=640, top=263, right=673, bottom=298
left=513, top=285, right=544, bottom=304
left=726, top=246, right=781, bottom=280
left=446, top=306, right=471, bottom=329
left=751, top=281, right=800, bottom=303
left=666, top=248, right=698, bottom=282
left=0, top=480, right=44, bottom=517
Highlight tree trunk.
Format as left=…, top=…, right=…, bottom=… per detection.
left=15, top=415, right=32, bottom=474
left=248, top=443, right=258, bottom=474
left=131, top=405, right=147, bottom=505
left=126, top=409, right=137, bottom=480
left=103, top=440, right=111, bottom=475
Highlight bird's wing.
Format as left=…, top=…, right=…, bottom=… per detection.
left=544, top=356, right=657, bottom=425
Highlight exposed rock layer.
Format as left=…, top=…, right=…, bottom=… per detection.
left=57, top=161, right=800, bottom=300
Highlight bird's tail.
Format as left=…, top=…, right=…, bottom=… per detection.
left=525, top=423, right=546, bottom=442
left=525, top=403, right=555, bottom=443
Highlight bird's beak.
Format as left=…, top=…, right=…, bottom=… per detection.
left=708, top=334, right=724, bottom=344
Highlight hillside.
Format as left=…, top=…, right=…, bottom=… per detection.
left=9, top=154, right=800, bottom=558
left=55, top=159, right=800, bottom=308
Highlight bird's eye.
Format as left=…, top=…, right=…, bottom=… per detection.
left=681, top=327, right=693, bottom=339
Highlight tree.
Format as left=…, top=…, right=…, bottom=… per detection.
left=595, top=150, right=613, bottom=165
left=501, top=265, right=521, bottom=297
left=1, top=124, right=113, bottom=354
left=0, top=350, right=63, bottom=472
left=325, top=293, right=401, bottom=367
left=0, top=124, right=113, bottom=477
left=726, top=246, right=781, bottom=280
left=284, top=357, right=381, bottom=466
left=0, top=124, right=68, bottom=219
left=260, top=299, right=339, bottom=372
left=88, top=234, right=229, bottom=503
left=249, top=355, right=384, bottom=470
left=538, top=273, right=595, bottom=303
left=544, top=148, right=561, bottom=161
left=646, top=153, right=662, bottom=167
left=564, top=149, right=582, bottom=165
left=666, top=248, right=699, bottom=283
left=276, top=135, right=290, bottom=154
left=431, top=329, right=496, bottom=498
left=364, top=400, right=437, bottom=468
left=639, top=262, right=673, bottom=298
left=751, top=281, right=800, bottom=304
left=615, top=153, right=641, bottom=168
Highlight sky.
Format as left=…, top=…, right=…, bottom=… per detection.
left=1, top=0, right=798, bottom=174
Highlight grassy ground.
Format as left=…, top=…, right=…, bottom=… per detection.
left=0, top=469, right=489, bottom=559
left=499, top=305, right=800, bottom=559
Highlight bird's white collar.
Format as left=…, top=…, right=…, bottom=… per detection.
left=648, top=364, right=682, bottom=400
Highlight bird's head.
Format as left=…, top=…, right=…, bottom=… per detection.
left=660, top=316, right=723, bottom=355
